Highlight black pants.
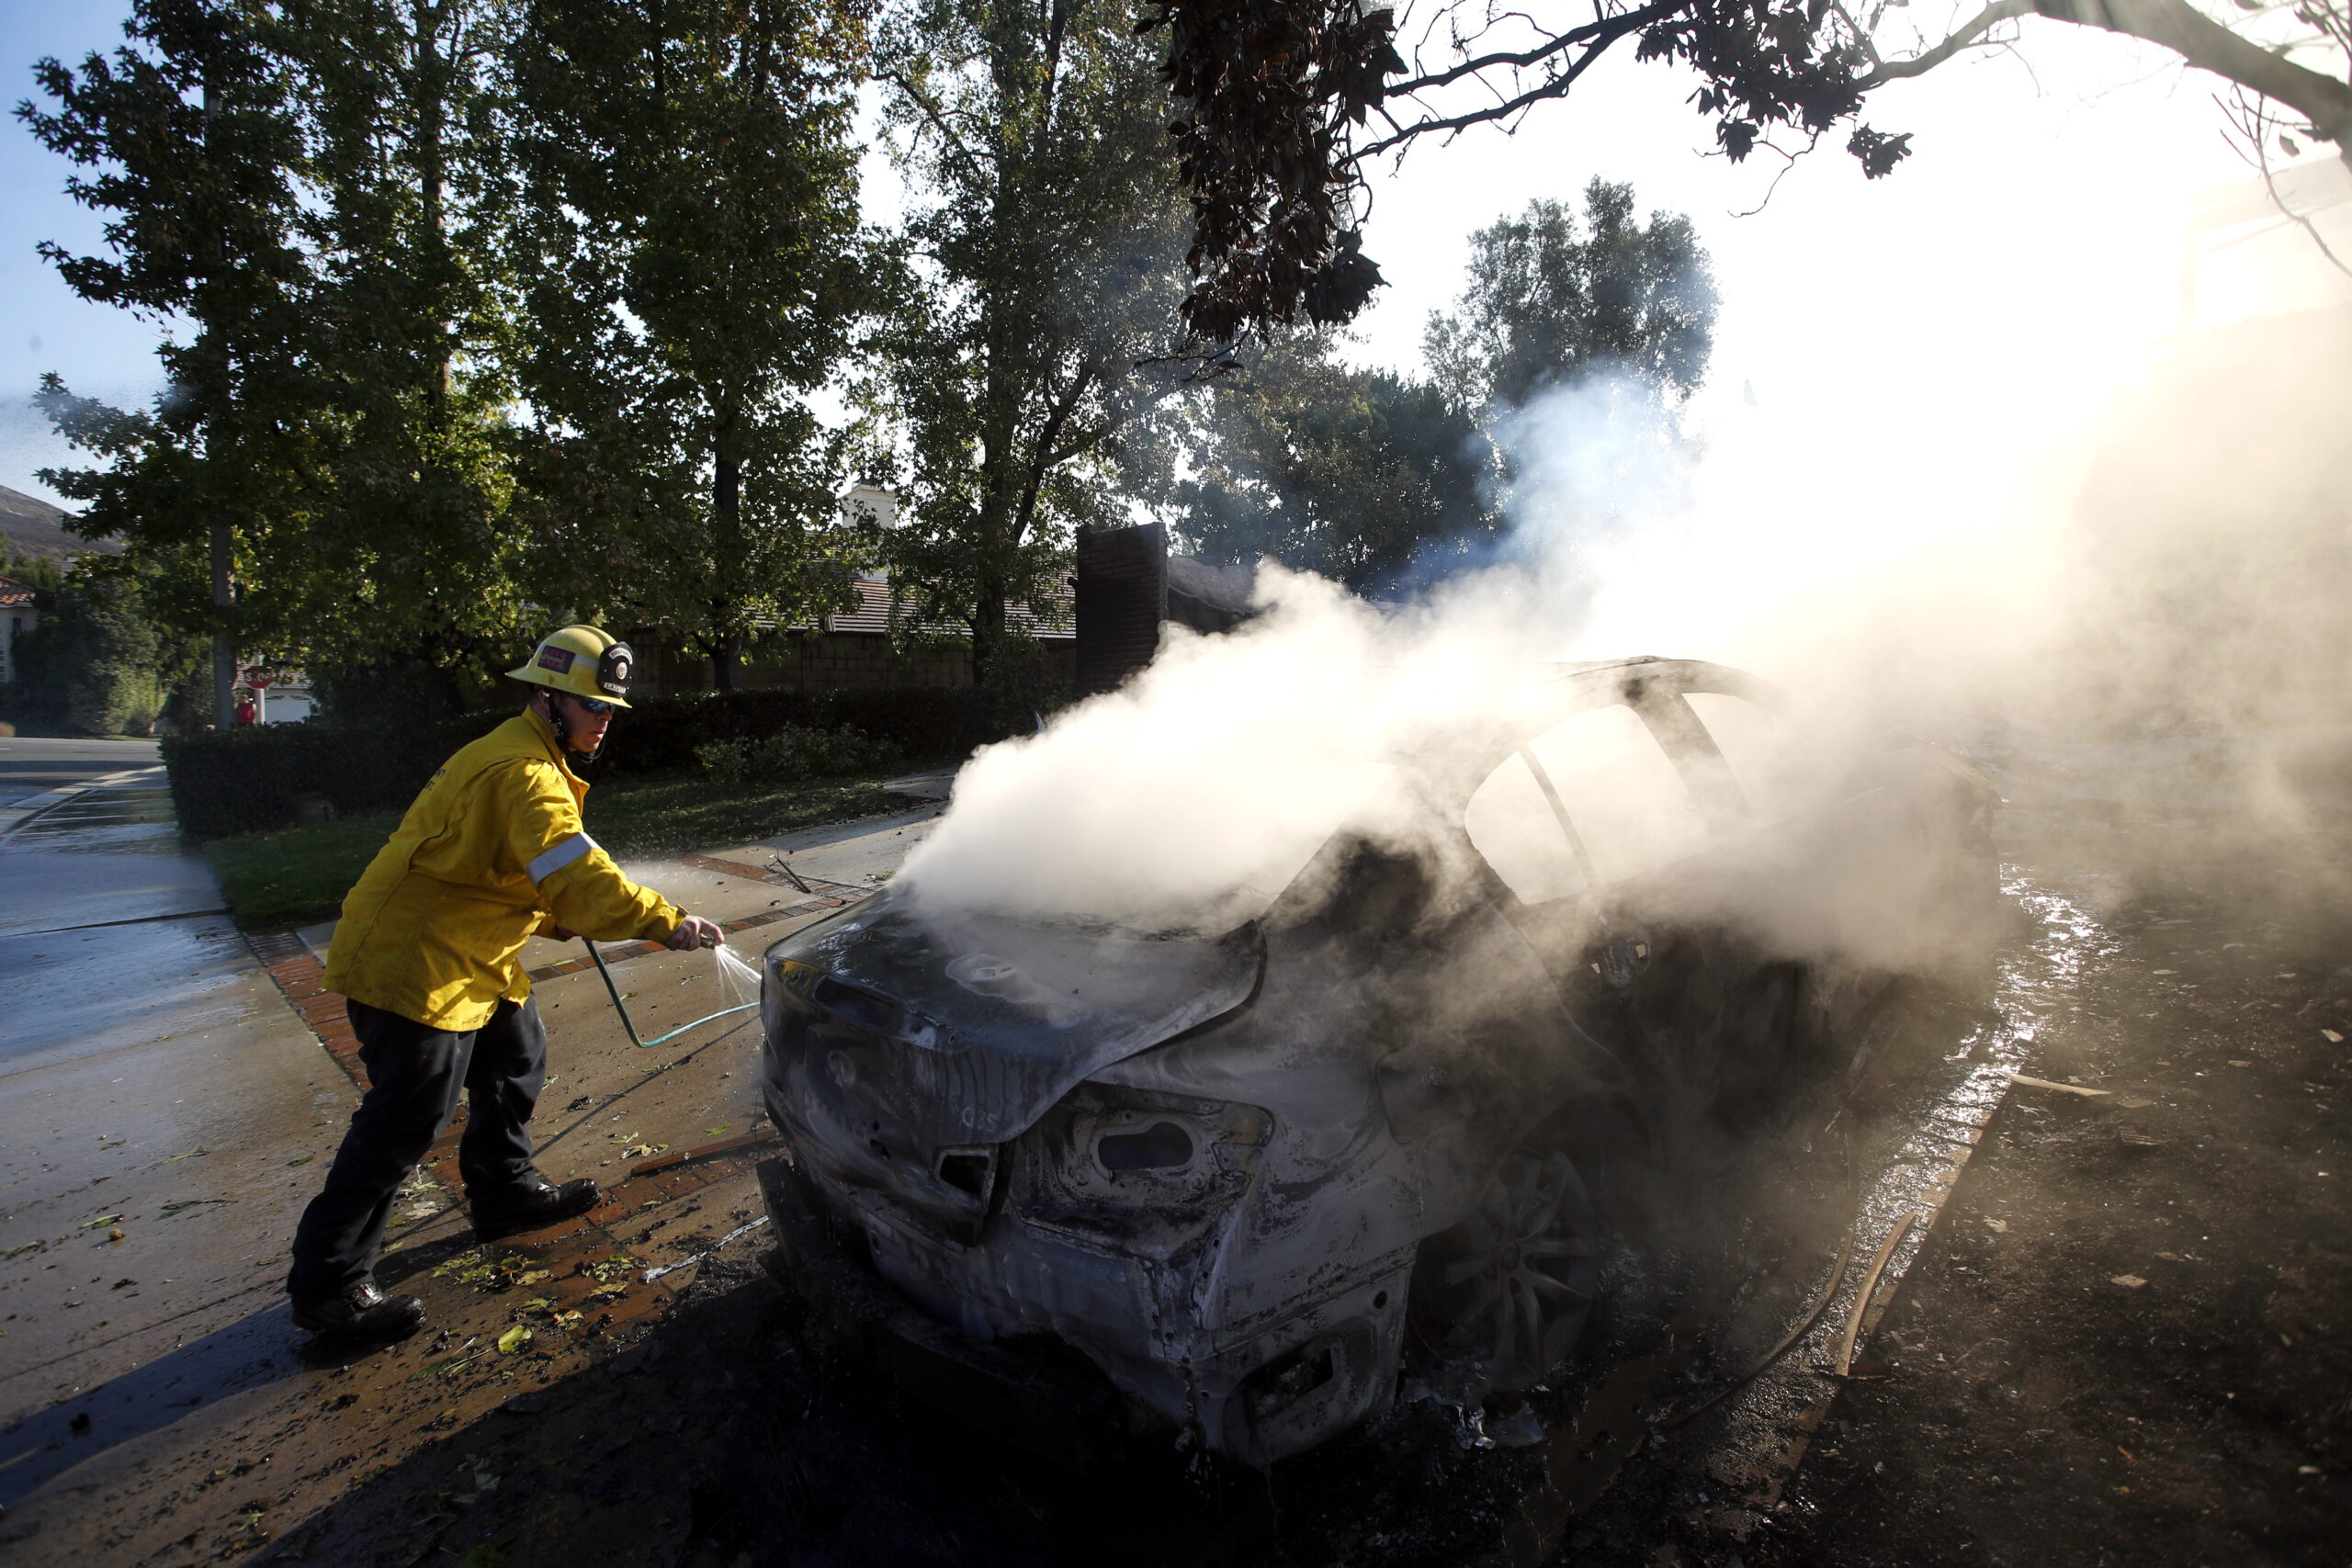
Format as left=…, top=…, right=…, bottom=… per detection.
left=287, top=996, right=548, bottom=1301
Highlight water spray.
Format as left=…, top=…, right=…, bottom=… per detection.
left=583, top=937, right=762, bottom=1049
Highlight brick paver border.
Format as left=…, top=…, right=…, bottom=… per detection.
left=243, top=924, right=793, bottom=1329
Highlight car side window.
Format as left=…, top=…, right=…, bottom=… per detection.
left=1464, top=752, right=1589, bottom=905
left=1682, top=693, right=1820, bottom=822
left=1465, top=703, right=1706, bottom=902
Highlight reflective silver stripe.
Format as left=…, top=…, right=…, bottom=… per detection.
left=528, top=831, right=597, bottom=885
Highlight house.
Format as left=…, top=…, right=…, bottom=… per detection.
left=234, top=661, right=318, bottom=724
left=628, top=487, right=1077, bottom=697
left=0, top=578, right=36, bottom=686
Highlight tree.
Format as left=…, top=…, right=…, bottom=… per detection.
left=864, top=0, right=1196, bottom=683
left=513, top=0, right=876, bottom=690
left=1143, top=0, right=2352, bottom=340
left=23, top=0, right=537, bottom=724
left=1173, top=180, right=1713, bottom=591
left=20, top=0, right=311, bottom=724
left=7, top=556, right=204, bottom=736
left=1171, top=338, right=1500, bottom=592
left=1424, top=181, right=1716, bottom=416
left=278, top=0, right=537, bottom=716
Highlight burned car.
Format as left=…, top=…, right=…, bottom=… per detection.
left=753, top=658, right=1999, bottom=1466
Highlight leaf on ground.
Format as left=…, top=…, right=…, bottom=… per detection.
left=81, top=1213, right=123, bottom=1229
left=496, top=1325, right=532, bottom=1354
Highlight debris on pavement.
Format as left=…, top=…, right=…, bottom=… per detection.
left=2110, top=1274, right=2149, bottom=1289
left=1486, top=1406, right=1548, bottom=1448
left=2007, top=1073, right=2112, bottom=1098
left=640, top=1214, right=768, bottom=1282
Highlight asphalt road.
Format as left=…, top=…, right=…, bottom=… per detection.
left=0, top=736, right=162, bottom=807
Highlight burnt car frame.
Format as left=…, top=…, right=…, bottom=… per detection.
left=753, top=658, right=1999, bottom=1467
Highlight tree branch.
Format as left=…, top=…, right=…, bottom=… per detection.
left=1385, top=3, right=1678, bottom=96
left=2033, top=0, right=2352, bottom=147
left=1857, top=0, right=2035, bottom=85
left=877, top=67, right=994, bottom=188
left=1361, top=2, right=1680, bottom=158
left=1013, top=358, right=1096, bottom=539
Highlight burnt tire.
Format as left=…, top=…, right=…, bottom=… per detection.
left=1408, top=1148, right=1600, bottom=1391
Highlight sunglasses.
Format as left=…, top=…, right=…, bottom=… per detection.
left=566, top=694, right=615, bottom=716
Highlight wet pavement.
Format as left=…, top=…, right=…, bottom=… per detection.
left=0, top=742, right=357, bottom=1552
left=0, top=787, right=941, bottom=1564
left=3, top=756, right=2346, bottom=1566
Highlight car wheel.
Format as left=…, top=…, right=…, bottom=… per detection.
left=1409, top=1148, right=1600, bottom=1390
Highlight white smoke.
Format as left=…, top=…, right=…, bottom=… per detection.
left=900, top=307, right=2352, bottom=929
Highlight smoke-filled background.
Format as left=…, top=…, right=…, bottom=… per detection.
left=900, top=211, right=2352, bottom=933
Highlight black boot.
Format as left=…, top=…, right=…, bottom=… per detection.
left=470, top=1174, right=601, bottom=1241
left=291, top=1280, right=426, bottom=1341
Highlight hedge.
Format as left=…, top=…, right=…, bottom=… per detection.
left=163, top=683, right=1028, bottom=840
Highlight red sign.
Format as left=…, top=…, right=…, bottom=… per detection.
left=243, top=666, right=276, bottom=689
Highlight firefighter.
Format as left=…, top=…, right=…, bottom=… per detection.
left=287, top=626, right=724, bottom=1341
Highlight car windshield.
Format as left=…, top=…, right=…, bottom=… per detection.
left=1464, top=701, right=1712, bottom=904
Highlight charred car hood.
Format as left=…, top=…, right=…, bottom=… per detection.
left=763, top=893, right=1262, bottom=1148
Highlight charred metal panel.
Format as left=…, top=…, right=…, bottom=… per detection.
left=763, top=897, right=1261, bottom=1141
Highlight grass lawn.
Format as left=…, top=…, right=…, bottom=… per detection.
left=203, top=770, right=908, bottom=929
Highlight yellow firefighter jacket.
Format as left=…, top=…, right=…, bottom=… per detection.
left=325, top=708, right=685, bottom=1032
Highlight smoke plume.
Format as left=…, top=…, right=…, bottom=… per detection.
left=899, top=310, right=2352, bottom=934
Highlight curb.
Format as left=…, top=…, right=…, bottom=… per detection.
left=0, top=766, right=154, bottom=837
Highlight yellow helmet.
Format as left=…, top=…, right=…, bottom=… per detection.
left=508, top=626, right=636, bottom=709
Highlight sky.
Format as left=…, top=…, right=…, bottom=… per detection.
left=2, top=0, right=2346, bottom=513
left=0, top=1, right=171, bottom=505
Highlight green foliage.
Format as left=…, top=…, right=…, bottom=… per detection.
left=160, top=682, right=1033, bottom=838
left=695, top=723, right=903, bottom=785
left=162, top=707, right=510, bottom=838
left=971, top=631, right=1073, bottom=736
left=1173, top=338, right=1500, bottom=593
left=512, top=0, right=877, bottom=688
left=862, top=0, right=1193, bottom=681
left=0, top=545, right=64, bottom=595
left=7, top=558, right=203, bottom=736
left=1424, top=180, right=1717, bottom=415
left=23, top=0, right=314, bottom=711
left=24, top=0, right=532, bottom=708
left=1167, top=179, right=1712, bottom=592
left=276, top=0, right=537, bottom=688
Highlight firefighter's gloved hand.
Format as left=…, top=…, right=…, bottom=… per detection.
left=666, top=915, right=724, bottom=951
